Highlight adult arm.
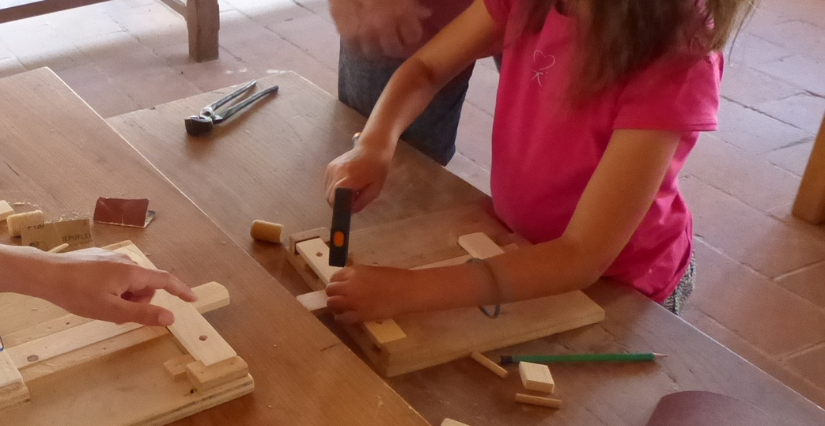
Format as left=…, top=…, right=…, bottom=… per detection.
left=0, top=244, right=197, bottom=326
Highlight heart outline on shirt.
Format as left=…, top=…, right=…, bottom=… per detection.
left=531, top=50, right=556, bottom=86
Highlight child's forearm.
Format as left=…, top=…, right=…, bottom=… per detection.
left=408, top=237, right=602, bottom=313
left=0, top=244, right=48, bottom=298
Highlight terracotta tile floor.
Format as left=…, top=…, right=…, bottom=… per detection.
left=1, top=0, right=823, bottom=409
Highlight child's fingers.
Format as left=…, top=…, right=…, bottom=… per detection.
left=326, top=295, right=356, bottom=313
left=329, top=267, right=354, bottom=283
left=352, top=184, right=381, bottom=213
left=333, top=310, right=361, bottom=324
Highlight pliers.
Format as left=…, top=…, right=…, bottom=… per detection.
left=185, top=80, right=279, bottom=136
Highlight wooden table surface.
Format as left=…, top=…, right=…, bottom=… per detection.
left=107, top=72, right=825, bottom=426
left=0, top=68, right=429, bottom=426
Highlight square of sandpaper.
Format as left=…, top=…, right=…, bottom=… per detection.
left=93, top=198, right=155, bottom=228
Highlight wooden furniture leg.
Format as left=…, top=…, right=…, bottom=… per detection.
left=793, top=113, right=825, bottom=224
left=187, top=0, right=220, bottom=62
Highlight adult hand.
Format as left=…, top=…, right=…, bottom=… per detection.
left=38, top=248, right=197, bottom=327
left=325, top=264, right=419, bottom=323
left=329, top=0, right=432, bottom=58
left=325, top=139, right=393, bottom=212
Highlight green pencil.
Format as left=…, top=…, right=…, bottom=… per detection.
left=499, top=353, right=667, bottom=365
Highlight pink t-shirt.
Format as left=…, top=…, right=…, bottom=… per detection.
left=484, top=0, right=723, bottom=301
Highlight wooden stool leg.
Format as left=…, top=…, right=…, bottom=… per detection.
left=187, top=0, right=220, bottom=62
left=793, top=114, right=825, bottom=224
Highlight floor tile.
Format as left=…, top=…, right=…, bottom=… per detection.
left=756, top=19, right=825, bottom=61
left=762, top=137, right=816, bottom=176
left=688, top=239, right=825, bottom=357
left=786, top=343, right=825, bottom=391
left=720, top=66, right=802, bottom=106
left=683, top=132, right=801, bottom=212
left=680, top=175, right=825, bottom=278
left=777, top=261, right=825, bottom=310
left=756, top=94, right=825, bottom=135
left=454, top=102, right=493, bottom=170
left=715, top=97, right=813, bottom=154
left=754, top=54, right=825, bottom=97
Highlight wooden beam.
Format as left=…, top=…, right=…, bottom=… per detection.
left=296, top=290, right=329, bottom=314
left=0, top=0, right=108, bottom=24
left=457, top=232, right=505, bottom=259
left=186, top=0, right=219, bottom=62
left=0, top=350, right=29, bottom=411
left=793, top=114, right=825, bottom=224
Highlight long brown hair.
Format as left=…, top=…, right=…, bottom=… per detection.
left=517, top=0, right=755, bottom=101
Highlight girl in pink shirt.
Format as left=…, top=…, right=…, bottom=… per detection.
left=323, top=0, right=753, bottom=322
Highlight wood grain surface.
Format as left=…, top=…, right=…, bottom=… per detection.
left=107, top=71, right=825, bottom=426
left=0, top=68, right=428, bottom=425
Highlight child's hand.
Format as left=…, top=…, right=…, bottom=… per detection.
left=325, top=264, right=418, bottom=323
left=38, top=248, right=197, bottom=327
left=329, top=0, right=432, bottom=58
left=325, top=142, right=393, bottom=212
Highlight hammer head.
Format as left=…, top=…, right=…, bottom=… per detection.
left=185, top=115, right=214, bottom=136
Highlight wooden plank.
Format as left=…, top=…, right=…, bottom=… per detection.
left=793, top=113, right=825, bottom=224
left=514, top=393, right=562, bottom=409
left=185, top=356, right=248, bottom=391
left=0, top=0, right=108, bottom=24
left=470, top=351, right=508, bottom=379
left=457, top=232, right=505, bottom=259
left=0, top=351, right=29, bottom=412
left=186, top=0, right=219, bottom=62
left=6, top=282, right=230, bottom=378
left=0, top=200, right=13, bottom=221
left=295, top=238, right=341, bottom=284
left=297, top=290, right=329, bottom=314
left=164, top=354, right=196, bottom=379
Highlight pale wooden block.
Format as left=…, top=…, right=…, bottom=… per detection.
left=6, top=210, right=44, bottom=237
left=153, top=289, right=237, bottom=367
left=296, top=289, right=329, bottom=314
left=363, top=320, right=407, bottom=347
left=470, top=351, right=508, bottom=378
left=515, top=393, right=562, bottom=409
left=47, top=243, right=69, bottom=253
left=0, top=200, right=13, bottom=222
left=296, top=238, right=341, bottom=284
left=288, top=227, right=328, bottom=255
left=186, top=356, right=249, bottom=391
left=441, top=419, right=470, bottom=426
left=250, top=220, right=283, bottom=243
left=164, top=354, right=196, bottom=379
left=457, top=232, right=505, bottom=259
left=0, top=350, right=29, bottom=412
left=519, top=362, right=555, bottom=393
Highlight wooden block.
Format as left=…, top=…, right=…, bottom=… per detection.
left=250, top=220, right=283, bottom=243
left=0, top=350, right=30, bottom=412
left=153, top=289, right=237, bottom=367
left=515, top=393, right=562, bottom=409
left=0, top=200, right=13, bottom=222
left=165, top=354, right=197, bottom=379
left=457, top=232, right=505, bottom=259
left=441, top=419, right=470, bottom=426
left=295, top=238, right=341, bottom=284
left=296, top=290, right=329, bottom=314
left=470, top=351, right=508, bottom=378
left=519, top=362, right=555, bottom=393
left=288, top=227, right=329, bottom=255
left=6, top=210, right=44, bottom=237
left=46, top=243, right=69, bottom=253
left=186, top=0, right=220, bottom=62
left=363, top=320, right=407, bottom=347
left=186, top=356, right=249, bottom=391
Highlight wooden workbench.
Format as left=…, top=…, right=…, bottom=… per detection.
left=0, top=68, right=428, bottom=425
left=108, top=72, right=825, bottom=425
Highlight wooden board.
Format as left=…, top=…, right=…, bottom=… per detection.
left=288, top=224, right=605, bottom=377
left=0, top=242, right=253, bottom=424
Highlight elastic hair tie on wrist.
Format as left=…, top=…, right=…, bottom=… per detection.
left=466, top=257, right=502, bottom=319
